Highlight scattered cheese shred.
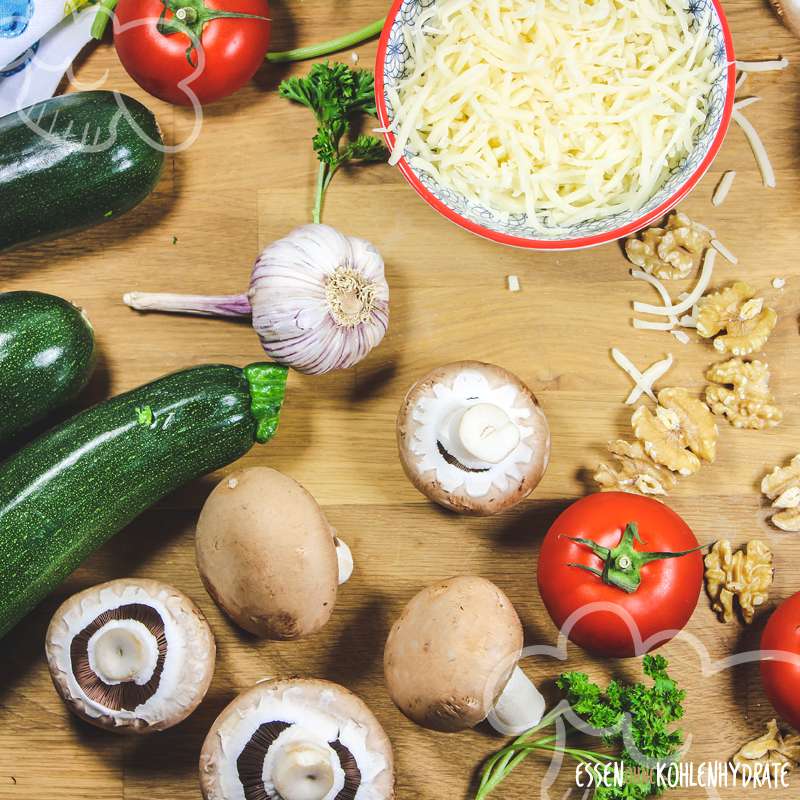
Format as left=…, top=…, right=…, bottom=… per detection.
left=734, top=96, right=761, bottom=111
left=611, top=348, right=674, bottom=404
left=733, top=109, right=776, bottom=188
left=710, top=238, right=737, bottom=264
left=671, top=330, right=691, bottom=344
left=507, top=275, right=521, bottom=292
left=735, top=58, right=789, bottom=72
left=772, top=277, right=786, bottom=289
left=634, top=248, right=716, bottom=316
left=735, top=71, right=748, bottom=91
left=631, top=269, right=677, bottom=326
left=387, top=0, right=720, bottom=229
left=712, top=170, right=736, bottom=206
left=634, top=318, right=675, bottom=331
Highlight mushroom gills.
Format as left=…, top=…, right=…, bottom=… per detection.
left=71, top=604, right=167, bottom=710
left=487, top=666, right=546, bottom=736
left=237, top=721, right=361, bottom=800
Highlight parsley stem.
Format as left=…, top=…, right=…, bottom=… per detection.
left=266, top=18, right=386, bottom=63
left=312, top=162, right=327, bottom=224
left=90, top=0, right=118, bottom=39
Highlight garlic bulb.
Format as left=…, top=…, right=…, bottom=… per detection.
left=123, top=224, right=389, bottom=375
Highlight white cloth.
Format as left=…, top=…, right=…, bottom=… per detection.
left=0, top=3, right=100, bottom=116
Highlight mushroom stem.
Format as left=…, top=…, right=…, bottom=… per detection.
left=272, top=741, right=335, bottom=800
left=440, top=403, right=521, bottom=466
left=91, top=626, right=150, bottom=684
left=488, top=666, right=546, bottom=736
left=335, top=537, right=354, bottom=585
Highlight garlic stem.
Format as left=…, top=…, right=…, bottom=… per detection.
left=123, top=292, right=252, bottom=318
left=272, top=742, right=336, bottom=800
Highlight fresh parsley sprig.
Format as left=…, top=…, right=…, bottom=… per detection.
left=279, top=62, right=388, bottom=223
left=476, top=655, right=686, bottom=800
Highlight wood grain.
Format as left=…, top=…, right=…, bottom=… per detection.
left=1, top=1, right=800, bottom=798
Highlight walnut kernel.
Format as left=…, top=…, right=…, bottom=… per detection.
left=696, top=282, right=777, bottom=356
left=594, top=440, right=678, bottom=496
left=624, top=211, right=710, bottom=280
left=732, top=720, right=800, bottom=771
left=704, top=539, right=773, bottom=624
left=705, top=358, right=782, bottom=429
left=762, top=455, right=800, bottom=531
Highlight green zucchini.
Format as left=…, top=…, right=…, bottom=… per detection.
left=0, top=291, right=95, bottom=444
left=0, top=91, right=165, bottom=251
left=0, top=362, right=288, bottom=638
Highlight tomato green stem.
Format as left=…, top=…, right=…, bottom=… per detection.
left=90, top=0, right=118, bottom=39
left=564, top=522, right=707, bottom=593
left=266, top=18, right=386, bottom=63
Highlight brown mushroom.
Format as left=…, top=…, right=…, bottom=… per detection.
left=199, top=678, right=395, bottom=800
left=384, top=576, right=544, bottom=734
left=196, top=467, right=352, bottom=639
left=397, top=361, right=550, bottom=514
left=45, top=578, right=215, bottom=734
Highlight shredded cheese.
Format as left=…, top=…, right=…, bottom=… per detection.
left=387, top=0, right=720, bottom=229
left=630, top=269, right=677, bottom=326
left=634, top=247, right=716, bottom=316
left=735, top=71, right=748, bottom=91
left=734, top=96, right=761, bottom=110
left=507, top=274, right=521, bottom=291
left=733, top=109, right=776, bottom=188
left=611, top=348, right=674, bottom=404
left=671, top=330, right=691, bottom=344
left=735, top=58, right=789, bottom=72
left=772, top=277, right=786, bottom=289
left=712, top=170, right=736, bottom=205
left=710, top=238, right=737, bottom=264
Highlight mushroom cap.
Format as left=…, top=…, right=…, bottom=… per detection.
left=397, top=361, right=550, bottom=515
left=45, top=578, right=215, bottom=734
left=199, top=677, right=395, bottom=800
left=196, top=467, right=339, bottom=639
left=384, top=576, right=523, bottom=733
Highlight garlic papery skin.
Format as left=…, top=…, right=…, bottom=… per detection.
left=123, top=224, right=389, bottom=376
left=250, top=225, right=389, bottom=374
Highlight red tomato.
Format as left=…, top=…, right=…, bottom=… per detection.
left=537, top=492, right=704, bottom=658
left=761, top=592, right=800, bottom=730
left=113, top=0, right=271, bottom=106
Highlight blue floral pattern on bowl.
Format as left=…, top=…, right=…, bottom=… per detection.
left=382, top=0, right=730, bottom=243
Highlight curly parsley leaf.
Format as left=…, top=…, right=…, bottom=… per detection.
left=279, top=62, right=388, bottom=222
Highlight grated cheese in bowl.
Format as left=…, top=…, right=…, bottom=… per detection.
left=385, top=0, right=726, bottom=236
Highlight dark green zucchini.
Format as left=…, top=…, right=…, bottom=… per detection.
left=0, top=362, right=288, bottom=638
left=0, top=291, right=95, bottom=444
left=0, top=91, right=165, bottom=251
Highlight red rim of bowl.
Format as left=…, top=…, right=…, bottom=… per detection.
left=374, top=4, right=736, bottom=251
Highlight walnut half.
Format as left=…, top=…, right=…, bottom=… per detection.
left=705, top=539, right=773, bottom=624
left=732, top=719, right=800, bottom=771
left=696, top=282, right=777, bottom=356
left=594, top=440, right=678, bottom=496
left=762, top=455, right=800, bottom=531
left=705, top=358, right=782, bottom=430
left=625, top=211, right=710, bottom=280
left=631, top=388, right=717, bottom=477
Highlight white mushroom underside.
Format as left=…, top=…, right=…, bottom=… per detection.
left=410, top=371, right=541, bottom=498
left=212, top=687, right=388, bottom=800
left=264, top=726, right=345, bottom=800
left=87, top=619, right=159, bottom=686
left=48, top=583, right=200, bottom=725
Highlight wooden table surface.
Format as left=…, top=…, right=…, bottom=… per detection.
left=1, top=1, right=800, bottom=798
